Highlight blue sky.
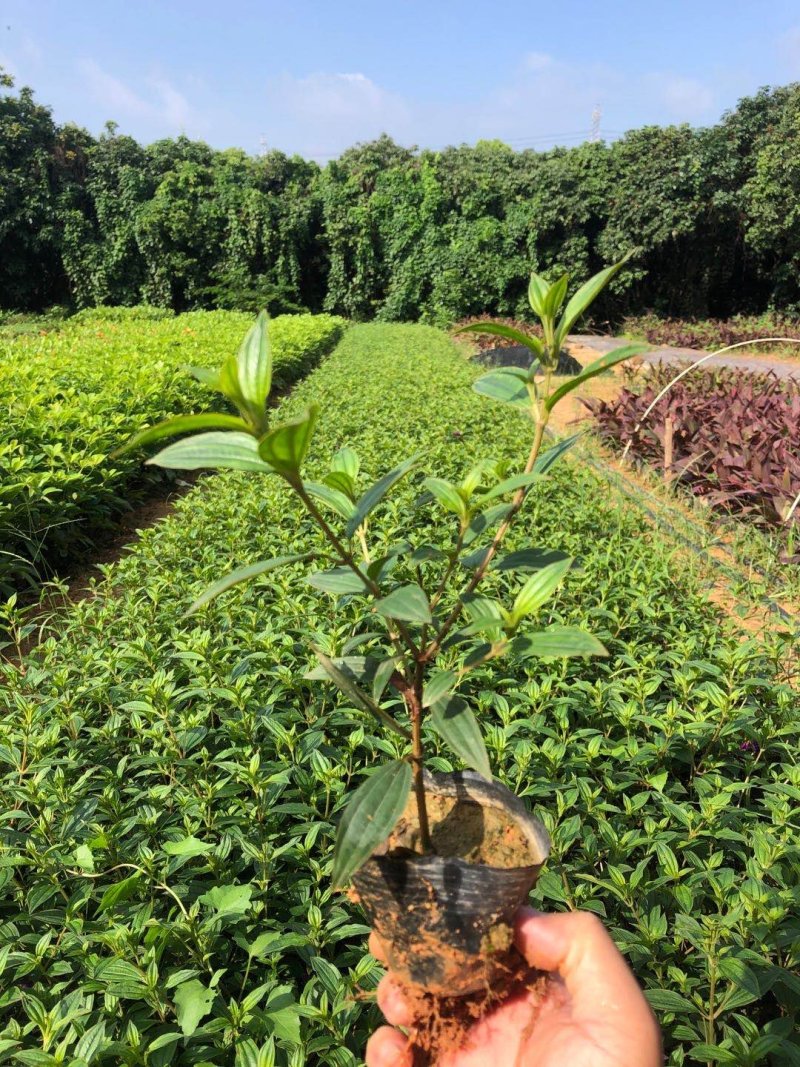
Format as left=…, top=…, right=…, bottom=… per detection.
left=2, top=0, right=800, bottom=159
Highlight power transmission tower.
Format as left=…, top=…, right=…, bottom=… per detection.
left=589, top=106, right=602, bottom=143
left=259, top=134, right=268, bottom=157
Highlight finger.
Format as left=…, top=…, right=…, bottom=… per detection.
left=514, top=908, right=660, bottom=1045
left=365, top=1026, right=413, bottom=1067
left=377, top=974, right=415, bottom=1027
left=369, top=930, right=388, bottom=964
left=515, top=908, right=637, bottom=994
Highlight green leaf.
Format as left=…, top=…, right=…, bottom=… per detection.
left=323, top=469, right=355, bottom=498
left=235, top=310, right=272, bottom=428
left=367, top=549, right=404, bottom=584
left=187, top=553, right=309, bottom=615
left=219, top=353, right=250, bottom=417
left=423, top=477, right=467, bottom=518
left=174, top=979, right=215, bottom=1037
left=199, top=883, right=253, bottom=917
left=246, top=932, right=281, bottom=959
left=422, top=670, right=458, bottom=708
left=305, top=654, right=381, bottom=684
left=430, top=695, right=491, bottom=779
left=163, top=836, right=213, bottom=858
left=307, top=567, right=367, bottom=595
left=74, top=844, right=95, bottom=871
left=97, top=872, right=141, bottom=913
left=472, top=369, right=531, bottom=408
left=73, top=1020, right=107, bottom=1063
left=494, top=548, right=571, bottom=572
left=303, top=481, right=357, bottom=520
left=686, top=1046, right=739, bottom=1064
left=11, top=1052, right=59, bottom=1066
left=345, top=456, right=418, bottom=538
left=534, top=432, right=583, bottom=474
left=460, top=458, right=496, bottom=495
left=461, top=595, right=506, bottom=634
left=94, top=959, right=148, bottom=998
left=543, top=274, right=569, bottom=318
left=374, top=583, right=432, bottom=624
left=410, top=544, right=448, bottom=563
left=643, top=988, right=698, bottom=1014
left=331, top=760, right=412, bottom=887
left=183, top=364, right=221, bottom=389
left=372, top=656, right=397, bottom=702
left=509, top=626, right=608, bottom=658
left=457, top=321, right=544, bottom=359
left=147, top=431, right=274, bottom=473
left=148, top=1032, right=182, bottom=1054
left=258, top=405, right=318, bottom=482
left=463, top=503, right=512, bottom=546
left=510, top=558, right=572, bottom=626
left=332, top=445, right=359, bottom=482
left=479, top=471, right=541, bottom=502
left=544, top=344, right=647, bottom=413
left=313, top=649, right=411, bottom=740
left=265, top=986, right=301, bottom=1043
left=112, top=412, right=251, bottom=457
left=528, top=272, right=550, bottom=317
left=553, top=253, right=634, bottom=349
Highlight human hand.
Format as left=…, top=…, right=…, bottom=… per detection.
left=366, top=907, right=662, bottom=1067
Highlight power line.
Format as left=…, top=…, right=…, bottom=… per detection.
left=304, top=128, right=627, bottom=161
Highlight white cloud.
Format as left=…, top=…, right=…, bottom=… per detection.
left=80, top=59, right=195, bottom=134
left=656, top=75, right=716, bottom=120
left=524, top=52, right=554, bottom=73
left=265, top=70, right=411, bottom=156
left=149, top=76, right=192, bottom=129
left=81, top=60, right=151, bottom=118
left=65, top=50, right=724, bottom=155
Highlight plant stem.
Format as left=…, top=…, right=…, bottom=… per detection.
left=422, top=413, right=549, bottom=661
left=389, top=664, right=432, bottom=852
left=409, top=674, right=432, bottom=853
left=295, top=484, right=421, bottom=660
left=429, top=524, right=466, bottom=611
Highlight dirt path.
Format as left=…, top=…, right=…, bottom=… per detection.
left=568, top=334, right=800, bottom=380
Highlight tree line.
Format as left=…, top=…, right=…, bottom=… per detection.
left=2, top=69, right=800, bottom=324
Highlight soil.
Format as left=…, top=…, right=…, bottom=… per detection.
left=404, top=960, right=551, bottom=1066
left=385, top=791, right=532, bottom=869
left=354, top=779, right=547, bottom=1021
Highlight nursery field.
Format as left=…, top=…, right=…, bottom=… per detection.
left=0, top=309, right=345, bottom=595
left=0, top=323, right=796, bottom=1066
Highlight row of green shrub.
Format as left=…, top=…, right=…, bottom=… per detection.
left=0, top=310, right=345, bottom=593
left=4, top=72, right=800, bottom=320
left=0, top=323, right=795, bottom=1065
left=622, top=311, right=800, bottom=354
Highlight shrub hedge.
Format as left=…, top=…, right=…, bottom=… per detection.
left=622, top=312, right=800, bottom=354
left=6, top=73, right=800, bottom=320
left=0, top=324, right=796, bottom=1066
left=0, top=311, right=345, bottom=593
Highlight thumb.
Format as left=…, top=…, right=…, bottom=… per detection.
left=514, top=908, right=660, bottom=1047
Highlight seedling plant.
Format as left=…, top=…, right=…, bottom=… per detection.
left=122, top=260, right=644, bottom=889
